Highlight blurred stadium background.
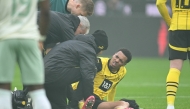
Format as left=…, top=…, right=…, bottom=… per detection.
left=12, top=0, right=190, bottom=109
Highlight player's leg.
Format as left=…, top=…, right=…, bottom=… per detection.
left=69, top=80, right=95, bottom=109
left=17, top=39, right=51, bottom=109
left=45, top=83, right=67, bottom=109
left=64, top=68, right=84, bottom=109
left=67, top=85, right=74, bottom=105
left=0, top=39, right=17, bottom=109
left=44, top=67, right=82, bottom=109
left=187, top=31, right=190, bottom=65
left=79, top=97, right=130, bottom=109
left=166, top=30, right=188, bottom=109
left=70, top=81, right=85, bottom=109
left=187, top=34, right=190, bottom=66
left=96, top=101, right=129, bottom=109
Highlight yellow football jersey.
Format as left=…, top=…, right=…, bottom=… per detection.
left=71, top=57, right=127, bottom=101
left=93, top=57, right=126, bottom=101
left=157, top=0, right=190, bottom=30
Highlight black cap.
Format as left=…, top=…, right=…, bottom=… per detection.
left=92, top=30, right=108, bottom=51
left=69, top=14, right=80, bottom=32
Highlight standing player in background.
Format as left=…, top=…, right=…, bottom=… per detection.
left=0, top=0, right=51, bottom=109
left=156, top=0, right=190, bottom=109
left=17, top=10, right=90, bottom=109
left=50, top=0, right=94, bottom=16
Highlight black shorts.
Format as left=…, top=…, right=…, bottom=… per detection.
left=92, top=94, right=105, bottom=109
left=168, top=30, right=190, bottom=60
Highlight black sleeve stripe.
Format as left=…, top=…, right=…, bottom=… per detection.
left=96, top=58, right=102, bottom=72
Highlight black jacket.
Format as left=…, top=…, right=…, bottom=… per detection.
left=37, top=11, right=80, bottom=49
left=44, top=34, right=97, bottom=99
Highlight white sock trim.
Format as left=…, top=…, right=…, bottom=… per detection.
left=0, top=89, right=11, bottom=96
left=28, top=89, right=51, bottom=109
left=0, top=89, right=12, bottom=109
left=28, top=89, right=48, bottom=101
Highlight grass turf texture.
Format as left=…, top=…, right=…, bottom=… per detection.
left=12, top=57, right=190, bottom=109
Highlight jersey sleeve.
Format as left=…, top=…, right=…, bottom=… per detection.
left=156, top=0, right=171, bottom=26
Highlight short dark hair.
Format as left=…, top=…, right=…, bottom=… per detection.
left=118, top=48, right=132, bottom=63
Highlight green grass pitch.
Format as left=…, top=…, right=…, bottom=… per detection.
left=12, top=57, right=190, bottom=109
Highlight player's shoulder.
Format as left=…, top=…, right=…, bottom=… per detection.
left=123, top=66, right=127, bottom=72
left=98, top=57, right=109, bottom=62
left=118, top=65, right=127, bottom=75
left=96, top=57, right=109, bottom=72
left=122, top=66, right=127, bottom=74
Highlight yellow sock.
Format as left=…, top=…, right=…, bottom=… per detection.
left=166, top=68, right=180, bottom=105
left=79, top=100, right=84, bottom=109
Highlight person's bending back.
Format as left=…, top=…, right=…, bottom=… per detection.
left=44, top=30, right=108, bottom=109
left=37, top=11, right=90, bottom=54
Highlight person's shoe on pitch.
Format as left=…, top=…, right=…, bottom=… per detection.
left=82, top=96, right=95, bottom=109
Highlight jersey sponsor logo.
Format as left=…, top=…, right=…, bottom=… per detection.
left=99, top=79, right=113, bottom=91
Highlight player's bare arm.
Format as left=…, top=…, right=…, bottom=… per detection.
left=38, top=0, right=50, bottom=50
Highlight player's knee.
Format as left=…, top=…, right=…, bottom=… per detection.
left=119, top=101, right=129, bottom=107
left=170, top=59, right=183, bottom=70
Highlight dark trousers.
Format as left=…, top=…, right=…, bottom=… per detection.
left=68, top=81, right=84, bottom=108
left=44, top=68, right=81, bottom=109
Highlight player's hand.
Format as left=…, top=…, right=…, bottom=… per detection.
left=38, top=41, right=44, bottom=52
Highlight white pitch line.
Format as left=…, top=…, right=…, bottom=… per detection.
left=119, top=83, right=190, bottom=87
left=115, top=96, right=190, bottom=99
